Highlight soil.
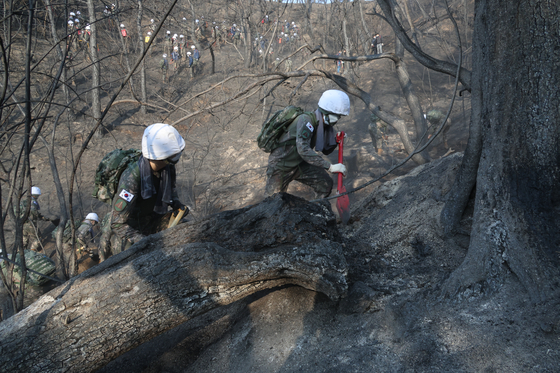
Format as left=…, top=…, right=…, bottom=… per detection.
left=2, top=2, right=560, bottom=372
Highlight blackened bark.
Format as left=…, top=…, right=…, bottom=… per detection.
left=0, top=194, right=347, bottom=372
left=443, top=0, right=560, bottom=302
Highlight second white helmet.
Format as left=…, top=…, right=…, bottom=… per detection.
left=31, top=186, right=41, bottom=196
left=142, top=123, right=185, bottom=160
left=318, top=90, right=350, bottom=116
left=86, top=212, right=99, bottom=222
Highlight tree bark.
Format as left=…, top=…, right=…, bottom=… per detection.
left=137, top=0, right=147, bottom=115
left=0, top=193, right=348, bottom=372
left=443, top=0, right=560, bottom=302
left=393, top=38, right=429, bottom=163
left=87, top=0, right=102, bottom=139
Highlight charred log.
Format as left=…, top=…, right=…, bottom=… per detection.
left=0, top=193, right=347, bottom=372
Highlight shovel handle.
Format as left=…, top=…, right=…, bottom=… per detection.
left=335, top=131, right=345, bottom=191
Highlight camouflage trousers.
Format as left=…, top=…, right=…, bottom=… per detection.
left=98, top=211, right=171, bottom=261
left=22, top=223, right=41, bottom=252
left=265, top=161, right=333, bottom=199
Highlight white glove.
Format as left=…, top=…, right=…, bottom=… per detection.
left=328, top=163, right=347, bottom=176
left=336, top=132, right=347, bottom=138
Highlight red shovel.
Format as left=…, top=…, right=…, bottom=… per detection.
left=335, top=131, right=350, bottom=224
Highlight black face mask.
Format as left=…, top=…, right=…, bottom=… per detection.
left=166, top=152, right=182, bottom=164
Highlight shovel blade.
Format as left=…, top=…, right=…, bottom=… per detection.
left=336, top=186, right=350, bottom=225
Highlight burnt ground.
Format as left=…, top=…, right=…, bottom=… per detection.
left=2, top=2, right=560, bottom=372
left=100, top=153, right=560, bottom=373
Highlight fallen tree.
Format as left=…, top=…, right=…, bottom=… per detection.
left=0, top=194, right=348, bottom=372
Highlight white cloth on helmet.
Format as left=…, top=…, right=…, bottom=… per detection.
left=86, top=212, right=99, bottom=222
left=318, top=90, right=350, bottom=116
left=31, top=186, right=41, bottom=196
left=142, top=123, right=185, bottom=160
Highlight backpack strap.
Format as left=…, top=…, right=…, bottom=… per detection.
left=275, top=111, right=318, bottom=149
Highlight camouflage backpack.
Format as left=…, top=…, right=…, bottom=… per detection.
left=0, top=250, right=56, bottom=286
left=51, top=218, right=83, bottom=243
left=257, top=106, right=305, bottom=153
left=92, top=149, right=142, bottom=204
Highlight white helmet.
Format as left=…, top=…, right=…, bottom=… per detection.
left=151, top=19, right=154, bottom=23
left=191, top=45, right=195, bottom=49
left=174, top=46, right=178, bottom=50
left=142, top=123, right=185, bottom=160
left=68, top=20, right=74, bottom=25
left=86, top=25, right=91, bottom=30
left=70, top=12, right=76, bottom=16
left=75, top=18, right=79, bottom=23
left=318, top=90, right=350, bottom=116
left=147, top=31, right=152, bottom=35
left=167, top=30, right=171, bottom=34
left=163, top=54, right=167, bottom=58
left=179, top=34, right=184, bottom=38
left=86, top=212, right=99, bottom=222
left=183, top=17, right=186, bottom=21
left=31, top=186, right=41, bottom=196
left=120, top=23, right=125, bottom=28
left=76, top=11, right=81, bottom=15
left=187, top=52, right=191, bottom=55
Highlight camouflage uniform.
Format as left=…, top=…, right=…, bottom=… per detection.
left=57, top=219, right=96, bottom=264
left=265, top=112, right=333, bottom=199
left=161, top=57, right=169, bottom=82
left=368, top=114, right=387, bottom=153
left=18, top=197, right=51, bottom=251
left=285, top=58, right=293, bottom=72
left=102, top=159, right=179, bottom=257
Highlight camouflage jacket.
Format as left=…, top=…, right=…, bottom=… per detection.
left=18, top=198, right=49, bottom=230
left=110, top=159, right=179, bottom=245
left=74, top=220, right=94, bottom=246
left=268, top=112, right=331, bottom=172
left=56, top=219, right=93, bottom=245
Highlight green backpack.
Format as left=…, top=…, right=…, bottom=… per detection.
left=51, top=218, right=83, bottom=242
left=257, top=106, right=305, bottom=153
left=1, top=250, right=56, bottom=286
left=92, top=148, right=142, bottom=204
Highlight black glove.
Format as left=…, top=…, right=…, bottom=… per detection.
left=171, top=200, right=187, bottom=215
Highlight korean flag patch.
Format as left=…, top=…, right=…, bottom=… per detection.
left=119, top=189, right=134, bottom=202
left=306, top=122, right=314, bottom=132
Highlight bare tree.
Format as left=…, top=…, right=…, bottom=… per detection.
left=86, top=0, right=102, bottom=139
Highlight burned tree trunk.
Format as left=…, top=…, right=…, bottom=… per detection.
left=0, top=194, right=347, bottom=372
left=442, top=0, right=560, bottom=301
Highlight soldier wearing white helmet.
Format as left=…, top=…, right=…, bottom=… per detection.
left=100, top=123, right=187, bottom=257
left=161, top=54, right=169, bottom=82
left=17, top=186, right=58, bottom=252
left=264, top=90, right=351, bottom=199
left=54, top=212, right=100, bottom=264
